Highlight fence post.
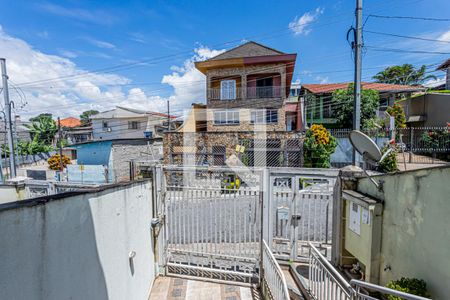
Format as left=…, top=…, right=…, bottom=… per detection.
left=409, top=127, right=413, bottom=163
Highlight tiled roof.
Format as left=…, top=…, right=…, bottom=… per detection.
left=301, top=82, right=424, bottom=94
left=59, top=117, right=81, bottom=128
left=207, top=41, right=285, bottom=61
left=436, top=58, right=450, bottom=71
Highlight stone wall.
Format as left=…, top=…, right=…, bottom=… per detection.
left=164, top=131, right=304, bottom=167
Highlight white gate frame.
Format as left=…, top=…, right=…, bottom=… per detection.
left=267, top=168, right=339, bottom=261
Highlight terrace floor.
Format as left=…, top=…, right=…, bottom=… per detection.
left=149, top=276, right=260, bottom=300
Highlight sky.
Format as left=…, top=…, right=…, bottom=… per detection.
left=0, top=0, right=449, bottom=120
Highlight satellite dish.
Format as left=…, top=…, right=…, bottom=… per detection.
left=349, top=130, right=393, bottom=191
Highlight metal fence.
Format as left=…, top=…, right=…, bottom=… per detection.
left=163, top=166, right=262, bottom=283
left=329, top=127, right=450, bottom=165
left=261, top=239, right=290, bottom=300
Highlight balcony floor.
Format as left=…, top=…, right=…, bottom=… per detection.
left=149, top=276, right=259, bottom=300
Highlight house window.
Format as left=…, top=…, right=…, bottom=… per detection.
left=213, top=110, right=240, bottom=125
left=128, top=121, right=139, bottom=130
left=220, top=80, right=236, bottom=100
left=102, top=121, right=109, bottom=130
left=251, top=109, right=278, bottom=124
left=256, top=78, right=273, bottom=98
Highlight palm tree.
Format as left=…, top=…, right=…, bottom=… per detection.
left=373, top=64, right=436, bottom=85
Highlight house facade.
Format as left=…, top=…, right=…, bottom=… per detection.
left=91, top=106, right=174, bottom=140
left=195, top=41, right=298, bottom=132
left=300, top=82, right=424, bottom=127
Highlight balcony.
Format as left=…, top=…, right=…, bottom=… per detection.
left=247, top=86, right=282, bottom=99
left=207, top=86, right=282, bottom=101
left=208, top=87, right=243, bottom=100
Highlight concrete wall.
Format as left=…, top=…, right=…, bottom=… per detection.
left=0, top=181, right=156, bottom=300
left=75, top=141, right=112, bottom=166
left=405, top=93, right=450, bottom=126
left=357, top=166, right=450, bottom=300
left=0, top=184, right=26, bottom=204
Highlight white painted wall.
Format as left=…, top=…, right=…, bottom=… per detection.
left=0, top=181, right=156, bottom=300
left=92, top=116, right=166, bottom=140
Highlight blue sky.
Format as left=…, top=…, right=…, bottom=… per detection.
left=0, top=0, right=449, bottom=118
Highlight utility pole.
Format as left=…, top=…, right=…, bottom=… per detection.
left=352, top=0, right=363, bottom=165
left=167, top=100, right=170, bottom=131
left=57, top=117, right=64, bottom=178
left=1, top=58, right=16, bottom=178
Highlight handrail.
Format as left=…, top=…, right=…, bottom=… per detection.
left=350, top=280, right=431, bottom=300
left=309, top=242, right=353, bottom=293
left=262, top=239, right=290, bottom=300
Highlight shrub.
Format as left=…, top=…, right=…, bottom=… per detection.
left=386, top=103, right=406, bottom=129
left=386, top=277, right=429, bottom=300
left=378, top=144, right=398, bottom=173
left=47, top=154, right=71, bottom=170
left=303, top=124, right=337, bottom=168
left=421, top=129, right=449, bottom=150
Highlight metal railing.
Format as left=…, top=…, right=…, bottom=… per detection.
left=247, top=86, right=282, bottom=99
left=308, top=243, right=432, bottom=300
left=207, top=87, right=243, bottom=100
left=350, top=280, right=431, bottom=300
left=309, top=242, right=353, bottom=300
left=261, top=239, right=290, bottom=300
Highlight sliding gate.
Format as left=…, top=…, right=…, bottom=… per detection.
left=161, top=166, right=263, bottom=283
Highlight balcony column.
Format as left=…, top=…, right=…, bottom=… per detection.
left=242, top=73, right=247, bottom=100
left=280, top=68, right=286, bottom=100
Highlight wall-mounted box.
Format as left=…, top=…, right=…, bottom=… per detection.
left=343, top=189, right=383, bottom=283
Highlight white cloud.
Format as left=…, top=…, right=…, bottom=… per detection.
left=289, top=7, right=324, bottom=36
left=0, top=27, right=224, bottom=120
left=82, top=37, right=116, bottom=49
left=161, top=46, right=225, bottom=111
left=315, top=75, right=329, bottom=84
left=58, top=49, right=78, bottom=58
left=37, top=3, right=117, bottom=26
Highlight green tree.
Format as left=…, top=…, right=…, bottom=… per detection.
left=373, top=64, right=436, bottom=85
left=26, top=115, right=57, bottom=145
left=80, top=110, right=99, bottom=126
left=331, top=84, right=380, bottom=129
left=29, top=113, right=52, bottom=123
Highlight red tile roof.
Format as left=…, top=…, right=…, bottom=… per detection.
left=301, top=82, right=424, bottom=94
left=59, top=117, right=81, bottom=128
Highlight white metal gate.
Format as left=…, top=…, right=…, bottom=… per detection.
left=161, top=166, right=263, bottom=283
left=270, top=169, right=337, bottom=260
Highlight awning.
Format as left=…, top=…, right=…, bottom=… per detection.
left=406, top=115, right=426, bottom=122
left=285, top=103, right=299, bottom=113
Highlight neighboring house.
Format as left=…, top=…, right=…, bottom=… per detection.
left=0, top=116, right=31, bottom=144
left=59, top=117, right=93, bottom=144
left=91, top=106, right=175, bottom=140
left=194, top=41, right=298, bottom=132
left=436, top=58, right=450, bottom=90
left=400, top=92, right=450, bottom=127
left=300, top=82, right=424, bottom=126
left=72, top=138, right=162, bottom=183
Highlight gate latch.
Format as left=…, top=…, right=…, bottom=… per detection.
left=292, top=214, right=302, bottom=221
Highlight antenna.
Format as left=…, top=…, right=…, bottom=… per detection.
left=349, top=130, right=393, bottom=191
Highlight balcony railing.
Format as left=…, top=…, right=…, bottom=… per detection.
left=207, top=86, right=283, bottom=100
left=208, top=88, right=243, bottom=100
left=247, top=86, right=282, bottom=99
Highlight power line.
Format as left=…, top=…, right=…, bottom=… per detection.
left=366, top=14, right=450, bottom=22
left=365, top=46, right=450, bottom=55
left=364, top=30, right=450, bottom=44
